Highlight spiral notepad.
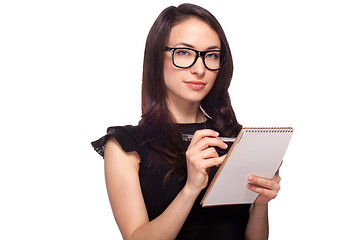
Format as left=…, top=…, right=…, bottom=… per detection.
left=201, top=127, right=294, bottom=207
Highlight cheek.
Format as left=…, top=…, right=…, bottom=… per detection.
left=206, top=72, right=218, bottom=88
left=163, top=60, right=187, bottom=90
left=163, top=62, right=175, bottom=88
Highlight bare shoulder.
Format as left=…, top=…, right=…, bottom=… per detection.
left=103, top=137, right=148, bottom=238
left=104, top=137, right=140, bottom=169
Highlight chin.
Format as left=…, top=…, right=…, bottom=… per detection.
left=184, top=94, right=207, bottom=104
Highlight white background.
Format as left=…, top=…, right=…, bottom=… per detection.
left=1, top=0, right=359, bottom=239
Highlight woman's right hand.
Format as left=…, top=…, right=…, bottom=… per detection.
left=184, top=129, right=228, bottom=194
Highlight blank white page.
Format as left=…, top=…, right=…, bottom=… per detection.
left=201, top=128, right=293, bottom=207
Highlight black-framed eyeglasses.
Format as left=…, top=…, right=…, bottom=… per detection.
left=165, top=47, right=226, bottom=71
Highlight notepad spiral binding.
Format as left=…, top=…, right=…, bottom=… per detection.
left=244, top=127, right=293, bottom=133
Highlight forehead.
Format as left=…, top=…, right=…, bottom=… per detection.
left=168, top=17, right=221, bottom=50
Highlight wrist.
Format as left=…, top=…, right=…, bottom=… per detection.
left=183, top=183, right=202, bottom=199
left=250, top=202, right=268, bottom=213
left=253, top=202, right=268, bottom=207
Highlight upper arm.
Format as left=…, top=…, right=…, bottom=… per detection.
left=104, top=137, right=149, bottom=239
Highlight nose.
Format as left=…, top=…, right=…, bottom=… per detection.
left=190, top=56, right=206, bottom=77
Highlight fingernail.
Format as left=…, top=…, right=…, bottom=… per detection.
left=248, top=175, right=254, bottom=181
left=246, top=183, right=253, bottom=189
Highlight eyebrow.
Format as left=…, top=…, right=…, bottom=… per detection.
left=174, top=42, right=221, bottom=50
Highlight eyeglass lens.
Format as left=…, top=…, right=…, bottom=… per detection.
left=172, top=48, right=221, bottom=70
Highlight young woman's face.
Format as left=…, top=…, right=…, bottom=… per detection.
left=164, top=17, right=221, bottom=106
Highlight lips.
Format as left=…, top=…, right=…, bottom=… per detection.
left=185, top=81, right=206, bottom=90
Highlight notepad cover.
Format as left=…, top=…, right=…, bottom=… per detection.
left=201, top=127, right=293, bottom=207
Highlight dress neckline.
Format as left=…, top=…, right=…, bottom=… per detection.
left=177, top=119, right=210, bottom=134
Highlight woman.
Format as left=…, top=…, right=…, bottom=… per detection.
left=92, top=4, right=281, bottom=240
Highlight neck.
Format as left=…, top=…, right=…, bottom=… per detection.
left=166, top=98, right=206, bottom=124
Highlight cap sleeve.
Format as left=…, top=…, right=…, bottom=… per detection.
left=91, top=125, right=143, bottom=158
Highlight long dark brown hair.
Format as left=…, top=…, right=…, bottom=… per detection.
left=140, top=3, right=241, bottom=181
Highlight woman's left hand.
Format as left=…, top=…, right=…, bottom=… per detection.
left=246, top=168, right=281, bottom=205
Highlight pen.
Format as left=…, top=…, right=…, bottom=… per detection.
left=181, top=134, right=236, bottom=142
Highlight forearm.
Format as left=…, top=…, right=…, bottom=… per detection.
left=245, top=203, right=269, bottom=240
left=129, top=185, right=199, bottom=240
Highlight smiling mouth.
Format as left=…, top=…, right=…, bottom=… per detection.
left=185, top=81, right=206, bottom=90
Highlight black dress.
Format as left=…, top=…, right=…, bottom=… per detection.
left=91, top=120, right=251, bottom=239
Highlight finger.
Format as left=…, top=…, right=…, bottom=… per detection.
left=275, top=160, right=283, bottom=175
left=216, top=154, right=226, bottom=167
left=202, top=147, right=220, bottom=159
left=273, top=173, right=281, bottom=183
left=247, top=183, right=278, bottom=200
left=193, top=137, right=228, bottom=152
left=190, top=147, right=219, bottom=162
left=189, top=129, right=219, bottom=148
left=196, top=155, right=226, bottom=170
left=248, top=175, right=280, bottom=190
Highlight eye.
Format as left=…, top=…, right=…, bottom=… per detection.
left=206, top=52, right=220, bottom=59
left=175, top=49, right=192, bottom=57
